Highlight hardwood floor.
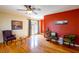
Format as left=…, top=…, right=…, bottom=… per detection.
left=0, top=34, right=79, bottom=53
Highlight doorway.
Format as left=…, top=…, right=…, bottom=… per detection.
left=31, top=20, right=39, bottom=35
left=28, top=20, right=39, bottom=36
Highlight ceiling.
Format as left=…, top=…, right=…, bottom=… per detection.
left=0, top=5, right=79, bottom=19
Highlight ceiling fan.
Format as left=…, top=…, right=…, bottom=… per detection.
left=17, top=5, right=41, bottom=15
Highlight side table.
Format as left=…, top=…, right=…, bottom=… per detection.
left=58, top=37, right=64, bottom=45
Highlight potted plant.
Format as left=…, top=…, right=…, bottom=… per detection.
left=63, top=34, right=76, bottom=46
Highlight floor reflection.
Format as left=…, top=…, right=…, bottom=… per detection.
left=30, top=35, right=39, bottom=49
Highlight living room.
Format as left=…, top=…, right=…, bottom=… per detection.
left=0, top=5, right=79, bottom=53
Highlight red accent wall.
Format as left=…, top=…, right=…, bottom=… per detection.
left=40, top=20, right=44, bottom=33
left=43, top=9, right=79, bottom=44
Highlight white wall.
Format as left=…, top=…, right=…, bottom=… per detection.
left=0, top=12, right=28, bottom=43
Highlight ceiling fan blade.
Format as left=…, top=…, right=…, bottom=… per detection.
left=33, top=11, right=38, bottom=15
left=36, top=8, right=41, bottom=11
left=17, top=9, right=27, bottom=11
left=32, top=8, right=41, bottom=11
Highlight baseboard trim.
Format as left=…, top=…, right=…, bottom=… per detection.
left=50, top=39, right=79, bottom=47
left=63, top=42, right=79, bottom=47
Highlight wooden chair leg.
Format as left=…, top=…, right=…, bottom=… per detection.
left=3, top=41, right=8, bottom=46
left=15, top=40, right=17, bottom=45
left=6, top=42, right=8, bottom=45
left=24, top=38, right=27, bottom=43
left=13, top=40, right=16, bottom=45
left=11, top=40, right=12, bottom=43
left=3, top=41, right=6, bottom=46
left=20, top=39, right=23, bottom=44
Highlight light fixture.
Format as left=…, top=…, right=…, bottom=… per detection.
left=27, top=11, right=32, bottom=14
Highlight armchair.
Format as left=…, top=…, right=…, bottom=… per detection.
left=2, top=30, right=16, bottom=45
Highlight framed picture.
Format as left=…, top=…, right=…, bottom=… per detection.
left=55, top=20, right=68, bottom=25
left=12, top=20, right=23, bottom=30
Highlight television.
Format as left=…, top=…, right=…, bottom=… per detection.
left=51, top=32, right=56, bottom=36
